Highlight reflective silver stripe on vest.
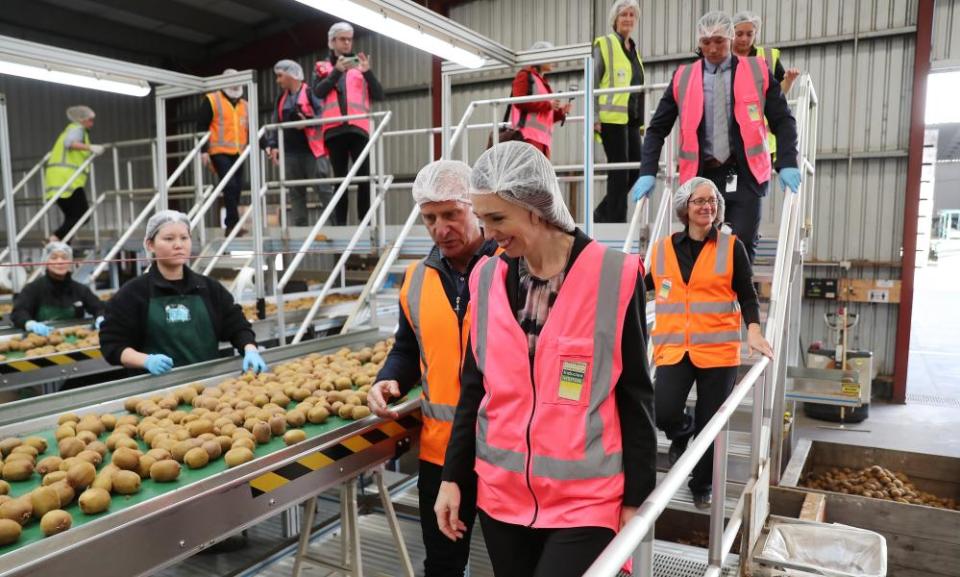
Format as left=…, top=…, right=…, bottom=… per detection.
left=746, top=57, right=766, bottom=112
left=597, top=104, right=629, bottom=113
left=656, top=302, right=686, bottom=314
left=676, top=63, right=698, bottom=160
left=421, top=400, right=457, bottom=422
left=690, top=330, right=741, bottom=344
left=678, top=150, right=698, bottom=160
left=348, top=99, right=370, bottom=113
left=652, top=333, right=685, bottom=345
left=689, top=301, right=740, bottom=314
left=525, top=116, right=552, bottom=134
left=655, top=239, right=665, bottom=276
left=473, top=257, right=498, bottom=373
left=404, top=262, right=431, bottom=398
left=746, top=143, right=767, bottom=157
left=476, top=405, right=525, bottom=472
left=532, top=248, right=627, bottom=480
left=715, top=231, right=731, bottom=274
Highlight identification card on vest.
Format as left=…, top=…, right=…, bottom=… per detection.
left=165, top=304, right=192, bottom=323
left=658, top=278, right=672, bottom=301
left=726, top=174, right=738, bottom=193
left=747, top=103, right=762, bottom=122
left=559, top=360, right=588, bottom=401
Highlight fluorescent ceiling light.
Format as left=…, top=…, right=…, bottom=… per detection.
left=293, top=0, right=486, bottom=69
left=0, top=60, right=151, bottom=97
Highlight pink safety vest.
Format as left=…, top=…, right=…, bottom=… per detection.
left=510, top=71, right=554, bottom=148
left=315, top=61, right=372, bottom=136
left=468, top=241, right=639, bottom=532
left=673, top=57, right=771, bottom=185
left=277, top=84, right=327, bottom=158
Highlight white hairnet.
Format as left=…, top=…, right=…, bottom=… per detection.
left=733, top=11, right=762, bottom=37
left=608, top=0, right=640, bottom=29
left=273, top=59, right=304, bottom=81
left=674, top=177, right=725, bottom=227
left=328, top=22, right=354, bottom=46
left=413, top=160, right=473, bottom=206
left=42, top=241, right=73, bottom=262
left=697, top=11, right=735, bottom=40
left=66, top=105, right=95, bottom=123
left=529, top=40, right=554, bottom=51
left=470, top=142, right=575, bottom=232
left=144, top=210, right=191, bottom=252
left=222, top=68, right=243, bottom=99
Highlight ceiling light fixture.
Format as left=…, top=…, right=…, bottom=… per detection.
left=0, top=60, right=151, bottom=97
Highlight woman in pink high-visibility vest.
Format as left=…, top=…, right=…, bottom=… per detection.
left=434, top=141, right=657, bottom=577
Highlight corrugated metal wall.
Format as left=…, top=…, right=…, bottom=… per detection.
left=934, top=0, right=960, bottom=64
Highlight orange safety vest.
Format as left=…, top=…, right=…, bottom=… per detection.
left=277, top=85, right=327, bottom=158
left=650, top=231, right=742, bottom=368
left=315, top=61, right=371, bottom=136
left=673, top=57, right=771, bottom=185
left=510, top=70, right=555, bottom=149
left=206, top=91, right=248, bottom=155
left=399, top=260, right=469, bottom=466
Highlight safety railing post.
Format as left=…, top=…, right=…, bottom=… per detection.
left=708, top=423, right=729, bottom=568
left=583, top=54, right=595, bottom=236
left=112, top=146, right=122, bottom=246
left=0, top=95, right=20, bottom=293
left=279, top=127, right=287, bottom=232
left=156, top=93, right=168, bottom=210
left=90, top=162, right=100, bottom=250
left=376, top=120, right=387, bottom=252
left=193, top=134, right=206, bottom=249
left=246, top=79, right=265, bottom=314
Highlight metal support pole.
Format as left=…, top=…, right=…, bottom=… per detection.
left=633, top=527, right=654, bottom=577
left=90, top=163, right=100, bottom=249
left=376, top=122, right=387, bottom=251
left=0, top=95, right=20, bottom=293
left=708, top=423, right=729, bottom=568
left=374, top=467, right=415, bottom=577
left=441, top=72, right=453, bottom=158
left=247, top=80, right=266, bottom=313
left=112, top=146, right=121, bottom=242
left=155, top=93, right=168, bottom=210
left=583, top=55, right=594, bottom=236
left=193, top=134, right=206, bottom=249
left=491, top=103, right=499, bottom=147
left=279, top=127, right=287, bottom=231
left=290, top=497, right=317, bottom=577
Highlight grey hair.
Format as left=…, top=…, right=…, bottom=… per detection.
left=674, top=177, right=725, bottom=227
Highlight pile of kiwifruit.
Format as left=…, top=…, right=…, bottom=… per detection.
left=0, top=327, right=99, bottom=359
left=801, top=465, right=959, bottom=510
left=242, top=293, right=359, bottom=321
left=0, top=339, right=393, bottom=547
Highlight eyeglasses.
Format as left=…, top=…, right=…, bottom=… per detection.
left=689, top=198, right=719, bottom=207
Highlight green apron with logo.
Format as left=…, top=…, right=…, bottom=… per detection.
left=144, top=294, right=218, bottom=367
left=37, top=303, right=77, bottom=322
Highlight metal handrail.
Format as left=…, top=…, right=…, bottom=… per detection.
left=23, top=194, right=110, bottom=283
left=291, top=176, right=394, bottom=344
left=200, top=190, right=259, bottom=276
left=0, top=152, right=50, bottom=213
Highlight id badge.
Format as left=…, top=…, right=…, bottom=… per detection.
left=726, top=173, right=738, bottom=193
left=559, top=360, right=588, bottom=401
left=747, top=103, right=762, bottom=122
left=658, top=278, right=673, bottom=301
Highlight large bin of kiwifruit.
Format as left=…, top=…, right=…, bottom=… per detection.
left=777, top=438, right=960, bottom=577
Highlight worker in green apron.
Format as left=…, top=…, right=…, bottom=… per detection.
left=11, top=242, right=105, bottom=336
left=99, top=210, right=267, bottom=375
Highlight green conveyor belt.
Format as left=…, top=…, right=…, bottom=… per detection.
left=0, top=388, right=419, bottom=556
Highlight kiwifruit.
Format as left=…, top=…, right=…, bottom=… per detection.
left=110, top=447, right=140, bottom=471
left=251, top=422, right=271, bottom=445
left=66, top=462, right=96, bottom=489
left=224, top=447, right=254, bottom=468
left=78, top=488, right=111, bottom=514
left=30, top=486, right=61, bottom=518
left=351, top=406, right=371, bottom=420
left=5, top=451, right=35, bottom=465
left=136, top=455, right=157, bottom=479
left=286, top=410, right=307, bottom=427
left=344, top=395, right=362, bottom=407
left=283, top=430, right=307, bottom=446
left=187, top=419, right=214, bottom=438
left=149, top=460, right=181, bottom=482
left=0, top=496, right=11, bottom=506
left=100, top=414, right=117, bottom=431
left=171, top=440, right=199, bottom=463
left=0, top=480, right=8, bottom=495
left=307, top=407, right=329, bottom=424
left=2, top=460, right=34, bottom=481
left=201, top=440, right=222, bottom=460
left=0, top=498, right=30, bottom=525
left=104, top=434, right=128, bottom=451
left=114, top=437, right=140, bottom=451
left=85, top=441, right=108, bottom=459
left=10, top=445, right=39, bottom=458
left=76, top=418, right=104, bottom=436
left=0, top=518, right=21, bottom=545
left=91, top=470, right=113, bottom=493
left=36, top=456, right=63, bottom=475
left=59, top=457, right=85, bottom=472
left=75, top=430, right=99, bottom=445
left=146, top=448, right=171, bottom=461
left=49, top=480, right=75, bottom=506
left=330, top=401, right=344, bottom=414
left=42, top=471, right=68, bottom=486
left=112, top=470, right=141, bottom=495
left=58, top=437, right=85, bottom=459
left=338, top=404, right=354, bottom=419
left=116, top=415, right=139, bottom=428
left=231, top=437, right=256, bottom=451
left=123, top=398, right=141, bottom=413
left=215, top=436, right=233, bottom=454
left=183, top=447, right=209, bottom=469
left=57, top=413, right=79, bottom=426
left=76, top=450, right=103, bottom=467
left=40, top=509, right=72, bottom=536
left=54, top=425, right=76, bottom=441
left=268, top=415, right=287, bottom=437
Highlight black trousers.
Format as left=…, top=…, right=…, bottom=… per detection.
left=479, top=509, right=615, bottom=577
left=419, top=461, right=477, bottom=577
left=702, top=163, right=767, bottom=263
left=594, top=122, right=642, bottom=223
left=211, top=153, right=244, bottom=230
left=54, top=187, right=89, bottom=240
left=655, top=353, right=738, bottom=494
left=325, top=132, right=371, bottom=225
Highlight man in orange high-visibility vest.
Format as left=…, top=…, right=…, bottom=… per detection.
left=199, top=69, right=248, bottom=232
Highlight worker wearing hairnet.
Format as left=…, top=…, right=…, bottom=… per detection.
left=367, top=160, right=496, bottom=577
left=732, top=10, right=802, bottom=161
left=503, top=40, right=570, bottom=159
left=593, top=0, right=647, bottom=223
left=99, top=210, right=265, bottom=376
left=198, top=69, right=249, bottom=233
left=264, top=59, right=334, bottom=227
left=435, top=142, right=656, bottom=577
left=314, top=22, right=385, bottom=225
left=633, top=11, right=801, bottom=262
left=43, top=105, right=105, bottom=243
left=11, top=242, right=105, bottom=336
left=646, top=177, right=772, bottom=510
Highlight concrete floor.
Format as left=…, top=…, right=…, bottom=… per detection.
left=906, top=253, right=960, bottom=404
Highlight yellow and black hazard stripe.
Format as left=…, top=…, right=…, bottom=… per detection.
left=0, top=348, right=102, bottom=374
left=250, top=413, right=422, bottom=498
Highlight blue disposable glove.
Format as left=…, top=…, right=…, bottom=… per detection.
left=779, top=167, right=801, bottom=194
left=144, top=354, right=174, bottom=375
left=242, top=348, right=268, bottom=374
left=25, top=320, right=52, bottom=337
left=630, top=175, right=656, bottom=202
left=94, top=316, right=104, bottom=330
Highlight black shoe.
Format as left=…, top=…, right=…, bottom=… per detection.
left=668, top=435, right=690, bottom=466
left=692, top=491, right=712, bottom=510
